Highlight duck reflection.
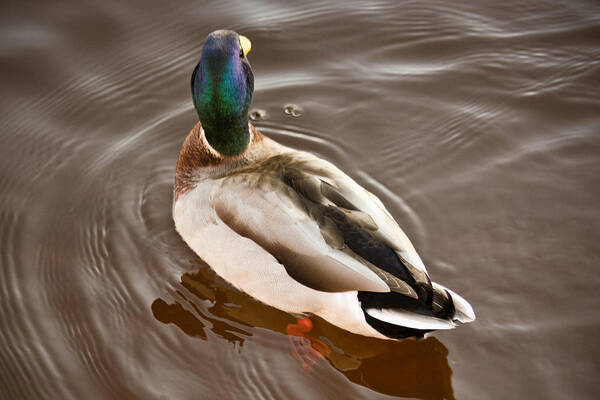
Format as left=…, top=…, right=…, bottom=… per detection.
left=152, top=262, right=455, bottom=400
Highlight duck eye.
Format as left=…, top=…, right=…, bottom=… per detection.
left=239, top=47, right=244, bottom=58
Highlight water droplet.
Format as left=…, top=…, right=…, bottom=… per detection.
left=249, top=109, right=268, bottom=121
left=284, top=104, right=303, bottom=118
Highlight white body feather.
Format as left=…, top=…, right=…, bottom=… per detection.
left=173, top=180, right=388, bottom=338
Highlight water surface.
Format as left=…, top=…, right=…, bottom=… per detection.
left=1, top=0, right=600, bottom=399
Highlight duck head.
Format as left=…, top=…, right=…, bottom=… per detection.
left=191, top=30, right=253, bottom=156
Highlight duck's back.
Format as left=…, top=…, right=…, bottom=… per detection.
left=173, top=123, right=474, bottom=339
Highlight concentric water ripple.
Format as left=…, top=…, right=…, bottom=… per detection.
left=1, top=0, right=600, bottom=399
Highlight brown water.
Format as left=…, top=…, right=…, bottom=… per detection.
left=2, top=0, right=600, bottom=399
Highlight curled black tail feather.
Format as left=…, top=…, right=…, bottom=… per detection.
left=358, top=284, right=456, bottom=339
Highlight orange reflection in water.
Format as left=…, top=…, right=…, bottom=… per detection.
left=152, top=264, right=454, bottom=400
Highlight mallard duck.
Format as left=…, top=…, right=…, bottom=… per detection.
left=173, top=30, right=475, bottom=341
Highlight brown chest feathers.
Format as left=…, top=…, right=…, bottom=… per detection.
left=174, top=122, right=266, bottom=200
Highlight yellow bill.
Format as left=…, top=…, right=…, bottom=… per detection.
left=239, top=35, right=251, bottom=56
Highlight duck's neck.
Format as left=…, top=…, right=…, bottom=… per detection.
left=202, top=118, right=250, bottom=156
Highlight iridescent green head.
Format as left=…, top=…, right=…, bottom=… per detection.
left=191, top=30, right=254, bottom=156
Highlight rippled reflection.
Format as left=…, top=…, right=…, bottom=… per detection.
left=153, top=264, right=454, bottom=399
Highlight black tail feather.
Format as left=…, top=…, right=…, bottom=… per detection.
left=358, top=285, right=456, bottom=339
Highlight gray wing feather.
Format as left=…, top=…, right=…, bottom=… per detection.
left=212, top=151, right=429, bottom=295
left=212, top=173, right=389, bottom=293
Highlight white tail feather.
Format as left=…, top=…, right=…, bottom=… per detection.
left=432, top=282, right=476, bottom=323
left=365, top=308, right=456, bottom=331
